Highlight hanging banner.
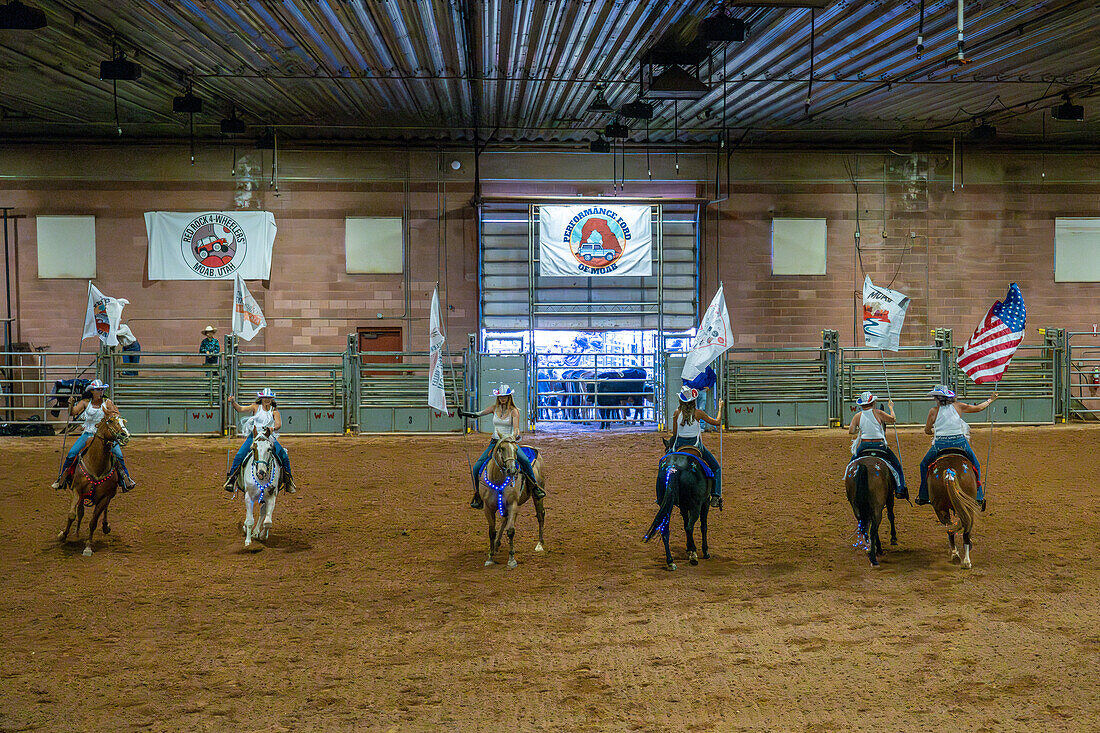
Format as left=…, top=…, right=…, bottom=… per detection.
left=427, top=287, right=449, bottom=415
left=82, top=282, right=128, bottom=346
left=538, top=205, right=651, bottom=277
left=232, top=274, right=266, bottom=341
left=144, top=211, right=277, bottom=280
left=862, top=276, right=910, bottom=352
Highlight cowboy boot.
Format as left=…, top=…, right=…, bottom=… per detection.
left=470, top=481, right=484, bottom=509
left=223, top=468, right=239, bottom=493
left=895, top=485, right=909, bottom=500
left=119, top=470, right=137, bottom=492
left=284, top=474, right=298, bottom=494
left=709, top=495, right=723, bottom=510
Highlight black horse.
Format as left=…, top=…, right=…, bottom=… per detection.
left=643, top=437, right=711, bottom=571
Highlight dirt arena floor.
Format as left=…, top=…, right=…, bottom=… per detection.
left=2, top=424, right=1099, bottom=732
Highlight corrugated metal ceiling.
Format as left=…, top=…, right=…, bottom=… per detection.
left=0, top=0, right=1097, bottom=147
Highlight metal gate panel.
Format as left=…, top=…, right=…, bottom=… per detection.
left=839, top=346, right=943, bottom=426
left=534, top=352, right=656, bottom=428
left=105, top=350, right=223, bottom=435
left=477, top=354, right=528, bottom=432
left=236, top=351, right=344, bottom=434
left=357, top=350, right=465, bottom=433
left=721, top=347, right=830, bottom=428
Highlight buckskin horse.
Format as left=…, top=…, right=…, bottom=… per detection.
left=477, top=436, right=545, bottom=569
left=927, top=450, right=982, bottom=569
left=643, top=437, right=711, bottom=571
left=56, top=406, right=130, bottom=557
left=234, top=426, right=283, bottom=549
left=844, top=453, right=898, bottom=568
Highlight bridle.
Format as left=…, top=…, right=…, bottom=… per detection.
left=492, top=436, right=519, bottom=477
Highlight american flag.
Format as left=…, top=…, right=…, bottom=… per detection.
left=957, top=283, right=1027, bottom=384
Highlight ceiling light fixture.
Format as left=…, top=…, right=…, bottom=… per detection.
left=589, top=135, right=610, bottom=153
left=0, top=0, right=46, bottom=29
left=586, top=84, right=615, bottom=114
left=619, top=100, right=654, bottom=120
left=647, top=65, right=710, bottom=100
left=220, top=106, right=246, bottom=135
left=1052, top=93, right=1084, bottom=121
left=605, top=120, right=629, bottom=139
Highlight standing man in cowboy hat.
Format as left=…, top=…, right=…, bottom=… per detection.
left=848, top=390, right=907, bottom=500
left=50, top=379, right=136, bottom=492
left=460, top=383, right=544, bottom=509
left=199, top=325, right=220, bottom=365
left=917, top=385, right=997, bottom=509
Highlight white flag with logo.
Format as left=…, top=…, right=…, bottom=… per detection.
left=681, top=285, right=733, bottom=388
left=427, top=287, right=449, bottom=415
left=145, top=211, right=276, bottom=280
left=862, top=276, right=910, bottom=352
left=82, top=281, right=128, bottom=347
left=232, top=274, right=266, bottom=341
left=539, top=204, right=652, bottom=277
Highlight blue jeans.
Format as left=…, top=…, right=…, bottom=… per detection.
left=121, top=342, right=141, bottom=376
left=919, top=435, right=981, bottom=503
left=60, top=433, right=129, bottom=478
left=672, top=436, right=722, bottom=497
left=472, top=439, right=538, bottom=487
left=230, top=434, right=292, bottom=480
left=854, top=439, right=907, bottom=491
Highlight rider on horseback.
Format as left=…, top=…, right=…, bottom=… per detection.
left=847, top=391, right=907, bottom=500
left=50, top=379, right=136, bottom=492
left=461, top=384, right=545, bottom=509
left=917, top=385, right=997, bottom=510
left=669, top=386, right=723, bottom=509
left=223, top=388, right=297, bottom=493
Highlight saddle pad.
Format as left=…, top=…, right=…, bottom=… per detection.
left=662, top=451, right=714, bottom=479
left=519, top=446, right=538, bottom=463
left=844, top=457, right=902, bottom=490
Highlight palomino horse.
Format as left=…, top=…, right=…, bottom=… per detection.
left=643, top=438, right=711, bottom=571
left=844, top=455, right=898, bottom=567
left=57, top=407, right=130, bottom=557
left=234, top=427, right=283, bottom=549
left=477, top=436, right=545, bottom=569
left=927, top=452, right=982, bottom=569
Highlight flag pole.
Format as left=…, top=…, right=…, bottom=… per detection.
left=718, top=281, right=724, bottom=472
left=879, top=349, right=903, bottom=456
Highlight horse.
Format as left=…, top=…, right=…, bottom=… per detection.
left=234, top=427, right=283, bottom=549
left=56, top=406, right=130, bottom=557
left=477, top=436, right=545, bottom=569
left=844, top=455, right=898, bottom=567
left=927, top=452, right=982, bottom=569
left=643, top=437, right=711, bottom=571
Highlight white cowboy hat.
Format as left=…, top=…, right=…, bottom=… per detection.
left=202, top=325, right=218, bottom=334
left=257, top=388, right=276, bottom=399
left=678, top=385, right=699, bottom=403
left=88, top=379, right=109, bottom=391
left=855, top=391, right=876, bottom=407
left=492, top=384, right=514, bottom=397
left=928, top=385, right=956, bottom=399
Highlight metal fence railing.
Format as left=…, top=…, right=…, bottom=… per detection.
left=0, top=349, right=98, bottom=433
left=533, top=352, right=656, bottom=427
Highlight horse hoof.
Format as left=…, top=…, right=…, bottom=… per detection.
left=890, top=539, right=897, bottom=546
left=56, top=532, right=66, bottom=542
left=484, top=560, right=495, bottom=567
left=961, top=559, right=972, bottom=569
left=507, top=558, right=517, bottom=569
left=870, top=561, right=880, bottom=569
left=701, top=552, right=710, bottom=560
left=665, top=563, right=677, bottom=572
left=82, top=547, right=93, bottom=557
left=103, top=525, right=110, bottom=535
left=534, top=542, right=544, bottom=552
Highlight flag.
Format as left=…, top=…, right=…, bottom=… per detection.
left=82, top=282, right=128, bottom=346
left=957, top=283, right=1027, bottom=384
left=427, top=287, right=449, bottom=415
left=682, top=285, right=732, bottom=389
left=232, top=274, right=266, bottom=341
left=862, top=276, right=910, bottom=352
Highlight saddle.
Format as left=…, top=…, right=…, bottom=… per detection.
left=856, top=446, right=894, bottom=462
left=933, top=447, right=972, bottom=462
left=660, top=450, right=714, bottom=479
left=518, top=446, right=538, bottom=463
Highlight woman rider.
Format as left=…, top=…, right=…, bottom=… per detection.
left=917, top=385, right=997, bottom=510
left=50, top=379, right=136, bottom=492
left=848, top=390, right=907, bottom=500
left=669, top=386, right=723, bottom=509
left=460, top=384, right=545, bottom=509
left=223, top=388, right=297, bottom=493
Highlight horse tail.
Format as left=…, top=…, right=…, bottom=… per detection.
left=943, top=468, right=980, bottom=534
left=853, top=463, right=873, bottom=538
left=644, top=466, right=679, bottom=543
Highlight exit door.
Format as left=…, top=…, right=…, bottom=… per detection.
left=358, top=327, right=403, bottom=363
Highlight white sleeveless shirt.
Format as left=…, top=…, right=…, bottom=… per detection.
left=857, top=408, right=886, bottom=441
left=933, top=403, right=970, bottom=438
left=80, top=401, right=106, bottom=435
left=248, top=404, right=279, bottom=439
left=677, top=414, right=702, bottom=443
left=492, top=410, right=516, bottom=440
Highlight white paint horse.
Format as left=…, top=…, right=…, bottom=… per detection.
left=235, top=427, right=282, bottom=548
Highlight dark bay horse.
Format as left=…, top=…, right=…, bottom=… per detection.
left=927, top=452, right=981, bottom=569
left=57, top=407, right=130, bottom=556
left=844, top=455, right=898, bottom=567
left=643, top=438, right=711, bottom=571
left=477, top=437, right=545, bottom=569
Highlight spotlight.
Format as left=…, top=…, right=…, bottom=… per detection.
left=256, top=128, right=276, bottom=150
left=1052, top=94, right=1084, bottom=121
left=450, top=160, right=462, bottom=170
left=220, top=116, right=246, bottom=135
left=0, top=1, right=46, bottom=29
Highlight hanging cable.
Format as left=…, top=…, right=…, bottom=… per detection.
left=916, top=0, right=925, bottom=58
left=674, top=101, right=680, bottom=175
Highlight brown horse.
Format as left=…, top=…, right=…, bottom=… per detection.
left=57, top=407, right=130, bottom=556
left=844, top=456, right=897, bottom=568
left=927, top=453, right=982, bottom=569
left=477, top=437, right=545, bottom=569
